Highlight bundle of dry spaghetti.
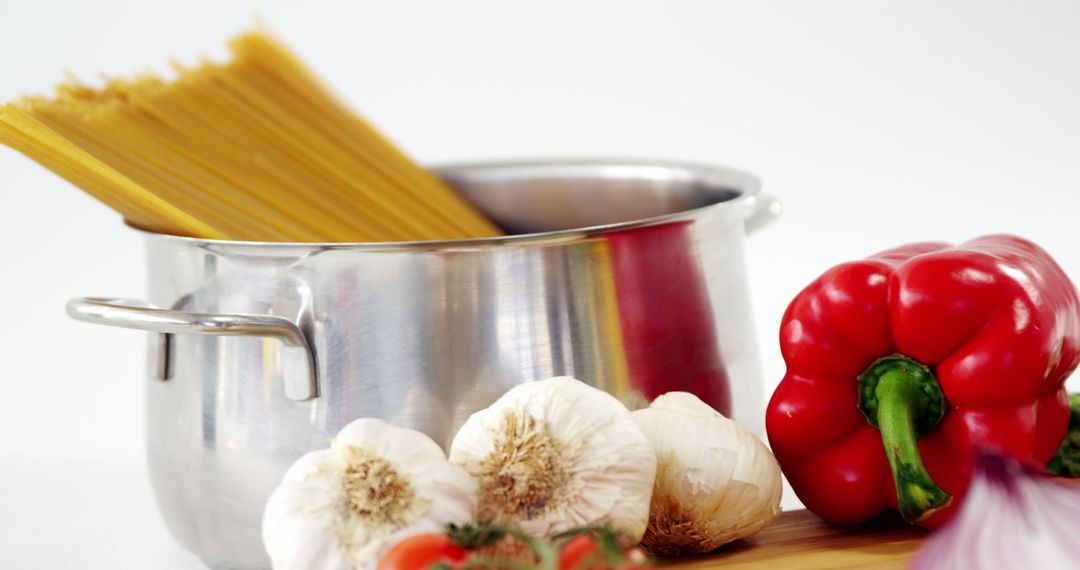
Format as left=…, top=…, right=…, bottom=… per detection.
left=0, top=31, right=501, bottom=242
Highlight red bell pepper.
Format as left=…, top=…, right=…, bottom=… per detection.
left=766, top=235, right=1080, bottom=526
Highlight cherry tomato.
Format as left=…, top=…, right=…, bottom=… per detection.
left=377, top=533, right=470, bottom=570
left=558, top=534, right=652, bottom=570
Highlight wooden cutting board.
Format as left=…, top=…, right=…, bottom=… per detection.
left=661, top=509, right=928, bottom=569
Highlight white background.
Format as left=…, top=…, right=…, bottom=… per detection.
left=1, top=1, right=1078, bottom=567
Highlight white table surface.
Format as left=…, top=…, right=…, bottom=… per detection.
left=0, top=456, right=203, bottom=569
left=2, top=1, right=1079, bottom=568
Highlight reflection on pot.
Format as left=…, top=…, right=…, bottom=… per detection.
left=608, top=221, right=730, bottom=416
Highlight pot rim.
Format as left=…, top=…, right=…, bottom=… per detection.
left=131, top=158, right=762, bottom=251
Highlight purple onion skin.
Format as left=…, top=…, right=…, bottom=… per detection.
left=910, top=449, right=1080, bottom=570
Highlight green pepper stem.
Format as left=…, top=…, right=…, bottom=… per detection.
left=858, top=355, right=952, bottom=524
left=874, top=369, right=952, bottom=522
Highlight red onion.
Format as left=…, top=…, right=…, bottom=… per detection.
left=911, top=449, right=1080, bottom=569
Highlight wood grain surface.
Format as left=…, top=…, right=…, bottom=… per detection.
left=660, top=509, right=928, bottom=569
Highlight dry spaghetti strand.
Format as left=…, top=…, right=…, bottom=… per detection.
left=0, top=30, right=502, bottom=242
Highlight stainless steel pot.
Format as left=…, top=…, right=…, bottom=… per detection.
left=67, top=160, right=778, bottom=570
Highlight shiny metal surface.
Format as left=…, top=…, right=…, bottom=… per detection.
left=69, top=159, right=778, bottom=570
left=67, top=297, right=318, bottom=400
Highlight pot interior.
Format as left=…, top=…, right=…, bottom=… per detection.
left=435, top=161, right=756, bottom=235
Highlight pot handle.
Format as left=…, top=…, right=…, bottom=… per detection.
left=66, top=297, right=318, bottom=401
left=744, top=193, right=782, bottom=234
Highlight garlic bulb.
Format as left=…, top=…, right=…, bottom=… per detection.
left=631, top=392, right=782, bottom=555
left=262, top=418, right=477, bottom=570
left=448, top=376, right=657, bottom=541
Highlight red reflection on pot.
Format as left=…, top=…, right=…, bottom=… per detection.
left=606, top=222, right=731, bottom=415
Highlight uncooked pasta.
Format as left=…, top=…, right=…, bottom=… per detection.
left=0, top=31, right=501, bottom=242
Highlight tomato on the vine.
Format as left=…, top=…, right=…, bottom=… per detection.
left=377, top=533, right=470, bottom=570
left=377, top=522, right=654, bottom=570
left=557, top=533, right=652, bottom=570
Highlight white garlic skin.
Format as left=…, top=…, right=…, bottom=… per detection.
left=632, top=392, right=782, bottom=556
left=448, top=376, right=657, bottom=541
left=262, top=418, right=477, bottom=570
